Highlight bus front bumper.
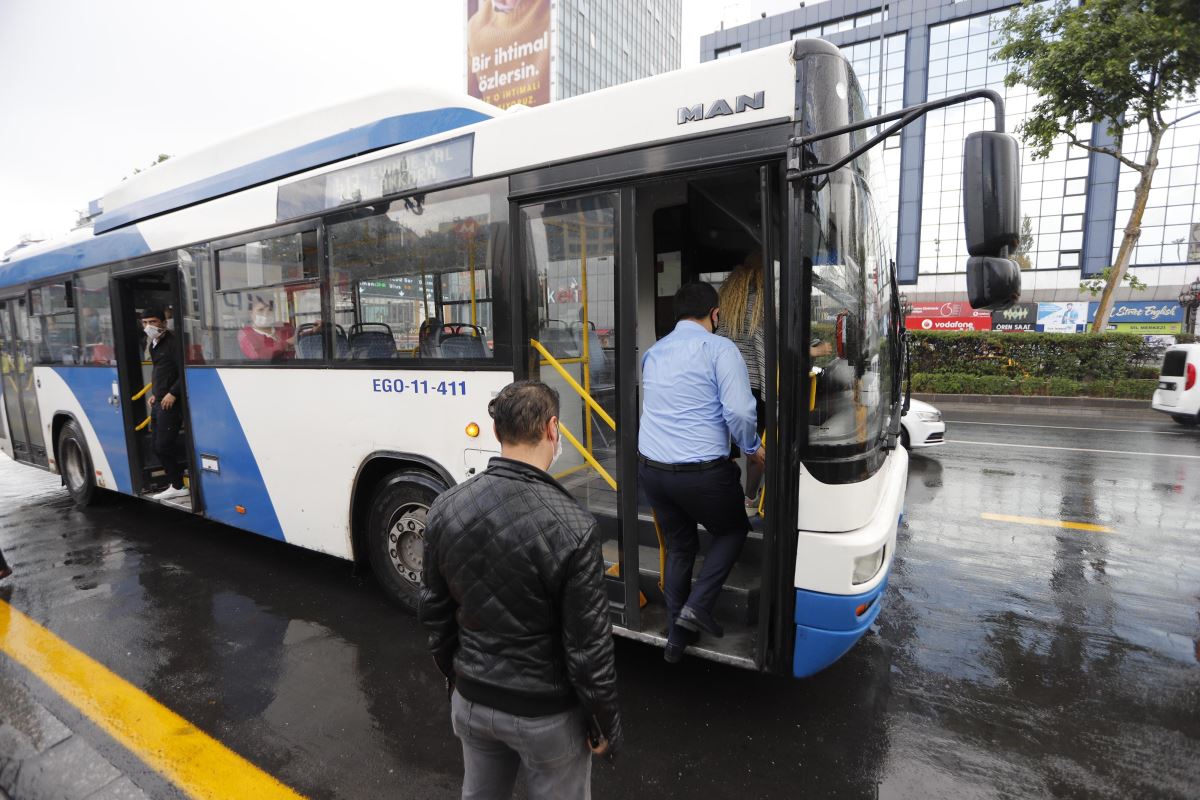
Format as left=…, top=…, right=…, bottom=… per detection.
left=792, top=574, right=889, bottom=678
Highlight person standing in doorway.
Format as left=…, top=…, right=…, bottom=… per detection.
left=142, top=308, right=188, bottom=501
left=420, top=380, right=621, bottom=799
left=639, top=282, right=764, bottom=664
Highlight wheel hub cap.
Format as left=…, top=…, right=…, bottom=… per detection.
left=388, top=504, right=427, bottom=585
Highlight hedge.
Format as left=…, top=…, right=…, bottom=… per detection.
left=906, top=330, right=1190, bottom=399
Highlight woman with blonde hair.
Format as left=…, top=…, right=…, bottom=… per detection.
left=718, top=250, right=766, bottom=509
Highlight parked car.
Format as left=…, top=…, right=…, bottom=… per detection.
left=901, top=399, right=945, bottom=449
left=1151, top=343, right=1200, bottom=426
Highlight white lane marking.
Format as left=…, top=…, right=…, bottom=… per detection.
left=947, top=420, right=1189, bottom=436
left=947, top=439, right=1200, bottom=460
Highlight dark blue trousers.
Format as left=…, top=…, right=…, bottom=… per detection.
left=639, top=459, right=750, bottom=644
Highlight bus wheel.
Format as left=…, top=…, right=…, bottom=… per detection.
left=366, top=471, right=445, bottom=611
left=58, top=420, right=97, bottom=507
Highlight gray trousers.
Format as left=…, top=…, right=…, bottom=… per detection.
left=451, top=690, right=591, bottom=800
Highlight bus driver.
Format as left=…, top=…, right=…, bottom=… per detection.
left=638, top=282, right=765, bottom=664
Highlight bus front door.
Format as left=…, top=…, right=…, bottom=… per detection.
left=0, top=297, right=48, bottom=466
left=520, top=191, right=642, bottom=628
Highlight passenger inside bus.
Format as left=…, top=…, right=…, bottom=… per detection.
left=238, top=295, right=295, bottom=361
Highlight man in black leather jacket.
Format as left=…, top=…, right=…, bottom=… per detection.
left=420, top=380, right=622, bottom=799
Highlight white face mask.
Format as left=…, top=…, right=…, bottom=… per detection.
left=549, top=424, right=563, bottom=470
left=144, top=325, right=163, bottom=341
left=253, top=313, right=273, bottom=328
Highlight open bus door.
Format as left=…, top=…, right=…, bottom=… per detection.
left=0, top=296, right=48, bottom=466
left=112, top=265, right=198, bottom=510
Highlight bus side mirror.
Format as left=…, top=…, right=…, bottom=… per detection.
left=963, top=132, right=1020, bottom=256
left=963, top=131, right=1021, bottom=310
left=967, top=256, right=1020, bottom=311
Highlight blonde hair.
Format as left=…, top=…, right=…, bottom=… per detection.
left=719, top=250, right=763, bottom=337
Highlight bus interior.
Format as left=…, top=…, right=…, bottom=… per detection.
left=531, top=163, right=777, bottom=666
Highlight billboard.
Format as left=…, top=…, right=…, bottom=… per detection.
left=905, top=300, right=992, bottom=331
left=467, top=0, right=551, bottom=109
left=1086, top=300, right=1183, bottom=325
left=1036, top=302, right=1086, bottom=333
left=991, top=302, right=1038, bottom=332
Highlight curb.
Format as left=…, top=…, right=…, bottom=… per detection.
left=912, top=393, right=1169, bottom=420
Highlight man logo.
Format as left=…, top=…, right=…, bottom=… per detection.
left=921, top=318, right=934, bottom=330
left=678, top=91, right=765, bottom=125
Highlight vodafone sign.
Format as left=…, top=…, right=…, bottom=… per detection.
left=905, top=316, right=992, bottom=331
left=905, top=300, right=992, bottom=331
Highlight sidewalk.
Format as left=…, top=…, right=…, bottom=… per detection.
left=914, top=392, right=1164, bottom=420
left=0, top=669, right=151, bottom=800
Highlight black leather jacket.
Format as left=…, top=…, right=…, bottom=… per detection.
left=149, top=330, right=183, bottom=403
left=419, top=457, right=622, bottom=749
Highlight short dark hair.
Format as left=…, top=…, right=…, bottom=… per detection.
left=673, top=281, right=719, bottom=322
left=488, top=381, right=560, bottom=446
left=141, top=306, right=166, bottom=322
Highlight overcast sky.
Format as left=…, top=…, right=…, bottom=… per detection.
left=0, top=0, right=796, bottom=253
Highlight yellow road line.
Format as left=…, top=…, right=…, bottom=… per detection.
left=980, top=512, right=1113, bottom=533
left=0, top=600, right=307, bottom=800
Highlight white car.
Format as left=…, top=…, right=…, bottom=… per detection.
left=1151, top=343, right=1200, bottom=426
left=901, top=399, right=945, bottom=449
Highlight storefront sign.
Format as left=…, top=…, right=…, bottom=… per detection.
left=992, top=302, right=1037, bottom=332
left=1106, top=321, right=1184, bottom=334
left=905, top=315, right=992, bottom=331
left=908, top=301, right=991, bottom=320
left=1087, top=300, right=1183, bottom=324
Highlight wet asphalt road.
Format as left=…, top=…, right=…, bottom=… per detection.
left=0, top=405, right=1198, bottom=799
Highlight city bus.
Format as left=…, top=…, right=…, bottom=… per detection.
left=0, top=39, right=1018, bottom=678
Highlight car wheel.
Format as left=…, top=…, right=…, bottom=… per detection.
left=900, top=427, right=911, bottom=449
left=1171, top=414, right=1199, bottom=427
left=58, top=420, right=98, bottom=507
left=366, top=470, right=447, bottom=612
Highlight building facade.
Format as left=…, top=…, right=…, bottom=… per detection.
left=700, top=0, right=1200, bottom=307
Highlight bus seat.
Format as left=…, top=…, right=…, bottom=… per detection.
left=296, top=324, right=326, bottom=359
left=418, top=318, right=444, bottom=358
left=349, top=323, right=396, bottom=359
left=334, top=325, right=350, bottom=359
left=439, top=333, right=488, bottom=359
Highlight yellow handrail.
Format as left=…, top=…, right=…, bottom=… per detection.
left=530, top=338, right=615, bottom=431
left=558, top=423, right=616, bottom=491
left=132, top=382, right=152, bottom=402
left=135, top=417, right=151, bottom=432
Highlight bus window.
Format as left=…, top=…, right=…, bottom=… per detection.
left=30, top=281, right=79, bottom=365
left=204, top=231, right=321, bottom=363
left=75, top=269, right=116, bottom=365
left=326, top=179, right=505, bottom=362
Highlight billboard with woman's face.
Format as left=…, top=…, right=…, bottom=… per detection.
left=466, top=0, right=551, bottom=109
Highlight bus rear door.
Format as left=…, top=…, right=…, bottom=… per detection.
left=0, top=297, right=48, bottom=466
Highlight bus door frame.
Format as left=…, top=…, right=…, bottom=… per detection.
left=0, top=293, right=47, bottom=466
left=110, top=259, right=200, bottom=509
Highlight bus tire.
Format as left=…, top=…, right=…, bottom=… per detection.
left=366, top=470, right=446, bottom=612
left=1171, top=414, right=1199, bottom=427
left=58, top=420, right=98, bottom=508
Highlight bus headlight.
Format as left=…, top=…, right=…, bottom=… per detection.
left=852, top=546, right=886, bottom=585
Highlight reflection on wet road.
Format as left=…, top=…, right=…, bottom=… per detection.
left=0, top=406, right=1197, bottom=799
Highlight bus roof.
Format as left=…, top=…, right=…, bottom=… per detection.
left=1, top=40, right=826, bottom=291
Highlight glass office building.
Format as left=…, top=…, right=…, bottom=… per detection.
left=700, top=0, right=1199, bottom=304
left=553, top=0, right=681, bottom=101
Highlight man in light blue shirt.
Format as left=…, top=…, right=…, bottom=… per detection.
left=638, top=282, right=765, bottom=663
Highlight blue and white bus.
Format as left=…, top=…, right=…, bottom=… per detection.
left=0, top=40, right=1018, bottom=677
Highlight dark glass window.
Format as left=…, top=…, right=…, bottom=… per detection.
left=326, top=179, right=507, bottom=362
left=202, top=230, right=321, bottom=363
left=75, top=270, right=116, bottom=365
left=30, top=281, right=78, bottom=365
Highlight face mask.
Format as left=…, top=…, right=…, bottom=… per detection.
left=144, top=325, right=163, bottom=341
left=253, top=313, right=273, bottom=328
left=549, top=424, right=563, bottom=470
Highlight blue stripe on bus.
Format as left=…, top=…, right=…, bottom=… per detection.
left=50, top=366, right=132, bottom=495
left=0, top=227, right=151, bottom=290
left=93, top=107, right=492, bottom=234
left=792, top=577, right=888, bottom=678
left=185, top=368, right=285, bottom=542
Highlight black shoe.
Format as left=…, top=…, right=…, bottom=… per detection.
left=676, top=605, right=724, bottom=638
left=663, top=626, right=698, bottom=664
left=664, top=642, right=685, bottom=664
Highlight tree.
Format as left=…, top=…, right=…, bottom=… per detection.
left=995, top=0, right=1200, bottom=332
left=1012, top=214, right=1035, bottom=270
